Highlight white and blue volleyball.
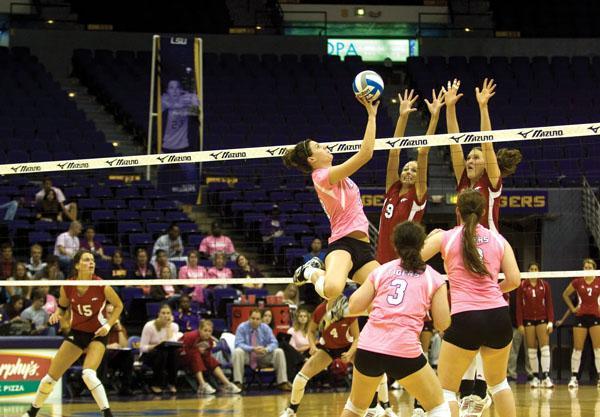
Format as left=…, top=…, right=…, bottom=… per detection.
left=352, top=70, right=384, bottom=102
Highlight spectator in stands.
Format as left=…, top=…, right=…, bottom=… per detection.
left=150, top=265, right=181, bottom=304
left=262, top=308, right=275, bottom=331
left=35, top=177, right=77, bottom=221
left=34, top=255, right=64, bottom=281
left=199, top=221, right=236, bottom=260
left=0, top=294, right=24, bottom=323
left=0, top=200, right=18, bottom=221
left=277, top=284, right=300, bottom=309
left=287, top=308, right=310, bottom=356
left=174, top=294, right=198, bottom=332
left=303, top=238, right=326, bottom=264
left=53, top=221, right=82, bottom=272
left=35, top=189, right=62, bottom=222
left=233, top=255, right=263, bottom=288
left=6, top=262, right=32, bottom=301
left=152, top=223, right=184, bottom=260
left=103, top=303, right=134, bottom=396
left=80, top=225, right=111, bottom=261
left=107, top=250, right=128, bottom=279
left=232, top=308, right=292, bottom=390
left=130, top=248, right=158, bottom=296
left=207, top=252, right=233, bottom=280
left=26, top=244, right=46, bottom=277
left=0, top=242, right=16, bottom=279
left=178, top=250, right=208, bottom=304
left=21, top=289, right=54, bottom=335
left=34, top=283, right=57, bottom=315
left=153, top=249, right=177, bottom=279
left=180, top=319, right=241, bottom=394
left=140, top=303, right=181, bottom=394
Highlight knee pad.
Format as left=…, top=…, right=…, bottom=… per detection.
left=594, top=348, right=600, bottom=358
left=540, top=345, right=550, bottom=356
left=294, top=372, right=310, bottom=388
left=344, top=398, right=367, bottom=416
left=81, top=369, right=102, bottom=390
left=315, top=275, right=328, bottom=300
left=488, top=379, right=510, bottom=396
left=572, top=349, right=582, bottom=360
left=428, top=401, right=451, bottom=417
left=38, top=374, right=57, bottom=394
left=443, top=389, right=458, bottom=403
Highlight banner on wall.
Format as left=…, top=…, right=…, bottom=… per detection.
left=0, top=349, right=61, bottom=402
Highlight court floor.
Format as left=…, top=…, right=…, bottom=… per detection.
left=2, top=385, right=599, bottom=417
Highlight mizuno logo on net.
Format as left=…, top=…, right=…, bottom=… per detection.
left=517, top=129, right=564, bottom=139
left=209, top=151, right=247, bottom=160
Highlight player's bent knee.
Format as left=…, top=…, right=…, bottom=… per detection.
left=81, top=369, right=102, bottom=390
left=344, top=398, right=367, bottom=416
left=488, top=379, right=510, bottom=396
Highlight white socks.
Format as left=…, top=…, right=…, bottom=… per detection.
left=428, top=401, right=451, bottom=417
left=571, top=349, right=582, bottom=374
left=290, top=372, right=310, bottom=406
left=32, top=374, right=57, bottom=409
left=377, top=374, right=389, bottom=403
left=82, top=369, right=109, bottom=410
left=528, top=348, right=539, bottom=374
left=540, top=345, right=551, bottom=373
left=594, top=348, right=600, bottom=374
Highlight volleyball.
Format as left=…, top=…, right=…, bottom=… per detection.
left=352, top=70, right=384, bottom=102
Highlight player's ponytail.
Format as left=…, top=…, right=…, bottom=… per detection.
left=457, top=190, right=490, bottom=277
left=393, top=221, right=426, bottom=274
left=496, top=148, right=522, bottom=178
left=282, top=139, right=313, bottom=173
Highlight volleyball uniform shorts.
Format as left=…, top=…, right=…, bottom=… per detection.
left=575, top=314, right=600, bottom=328
left=325, top=237, right=375, bottom=280
left=65, top=329, right=108, bottom=350
left=443, top=306, right=512, bottom=351
left=524, top=319, right=547, bottom=327
left=318, top=344, right=349, bottom=360
left=354, top=348, right=427, bottom=381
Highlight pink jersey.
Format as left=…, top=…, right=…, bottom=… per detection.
left=311, top=168, right=369, bottom=244
left=441, top=224, right=507, bottom=315
left=358, top=261, right=446, bottom=358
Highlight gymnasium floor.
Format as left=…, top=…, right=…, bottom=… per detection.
left=2, top=385, right=599, bottom=417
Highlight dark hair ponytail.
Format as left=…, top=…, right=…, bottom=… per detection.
left=282, top=139, right=313, bottom=174
left=496, top=148, right=522, bottom=178
left=457, top=190, right=490, bottom=276
left=392, top=221, right=426, bottom=273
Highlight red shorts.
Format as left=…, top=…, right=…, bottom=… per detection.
left=181, top=349, right=220, bottom=373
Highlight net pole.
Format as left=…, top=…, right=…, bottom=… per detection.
left=145, top=34, right=160, bottom=180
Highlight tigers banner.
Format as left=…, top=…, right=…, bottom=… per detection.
left=152, top=36, right=203, bottom=202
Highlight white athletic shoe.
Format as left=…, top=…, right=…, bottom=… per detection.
left=384, top=406, right=398, bottom=417
left=530, top=376, right=540, bottom=388
left=541, top=376, right=554, bottom=388
left=198, top=381, right=216, bottom=395
left=411, top=408, right=426, bottom=417
left=390, top=380, right=403, bottom=390
left=222, top=382, right=242, bottom=394
left=279, top=407, right=296, bottom=417
left=293, top=257, right=324, bottom=286
left=568, top=376, right=579, bottom=389
left=364, top=404, right=385, bottom=417
left=459, top=394, right=487, bottom=417
left=320, top=295, right=349, bottom=332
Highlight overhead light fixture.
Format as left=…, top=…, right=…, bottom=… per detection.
left=47, top=20, right=54, bottom=24
left=68, top=92, right=76, bottom=98
left=391, top=98, right=398, bottom=104
left=464, top=27, right=471, bottom=32
left=256, top=25, right=262, bottom=30
left=355, top=8, right=365, bottom=16
left=112, top=142, right=119, bottom=147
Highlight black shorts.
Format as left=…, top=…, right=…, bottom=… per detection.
left=575, top=315, right=600, bottom=328
left=524, top=319, right=547, bottom=327
left=325, top=236, right=375, bottom=280
left=443, top=306, right=512, bottom=351
left=318, top=344, right=348, bottom=360
left=422, top=320, right=434, bottom=332
left=354, top=348, right=427, bottom=381
left=64, top=329, right=108, bottom=350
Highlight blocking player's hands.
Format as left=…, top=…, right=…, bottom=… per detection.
left=398, top=89, right=419, bottom=118
left=444, top=79, right=463, bottom=106
left=425, top=87, right=446, bottom=117
left=475, top=78, right=496, bottom=108
left=341, top=348, right=356, bottom=364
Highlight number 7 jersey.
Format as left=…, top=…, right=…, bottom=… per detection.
left=63, top=275, right=108, bottom=333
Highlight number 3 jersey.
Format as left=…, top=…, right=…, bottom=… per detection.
left=358, top=261, right=445, bottom=358
left=312, top=302, right=356, bottom=349
left=376, top=182, right=427, bottom=264
left=64, top=276, right=108, bottom=333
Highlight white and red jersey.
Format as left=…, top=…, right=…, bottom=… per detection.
left=457, top=169, right=502, bottom=232
left=571, top=277, right=600, bottom=317
left=358, top=261, right=445, bottom=358
left=63, top=275, right=108, bottom=333
left=312, top=302, right=356, bottom=349
left=311, top=168, right=369, bottom=244
left=441, top=224, right=507, bottom=315
left=377, top=183, right=427, bottom=264
left=516, top=279, right=554, bottom=326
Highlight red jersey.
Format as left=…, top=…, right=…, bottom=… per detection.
left=457, top=169, right=502, bottom=232
left=64, top=276, right=108, bottom=333
left=571, top=277, right=600, bottom=317
left=377, top=183, right=427, bottom=264
left=181, top=330, right=214, bottom=357
left=312, top=302, right=356, bottom=350
left=515, top=279, right=554, bottom=326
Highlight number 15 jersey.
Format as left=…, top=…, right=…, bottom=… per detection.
left=64, top=276, right=108, bottom=333
left=358, top=261, right=445, bottom=358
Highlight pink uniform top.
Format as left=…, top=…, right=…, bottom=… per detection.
left=358, top=261, right=446, bottom=358
left=441, top=224, right=507, bottom=315
left=311, top=168, right=369, bottom=244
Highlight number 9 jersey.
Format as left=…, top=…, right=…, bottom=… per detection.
left=64, top=276, right=108, bottom=333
